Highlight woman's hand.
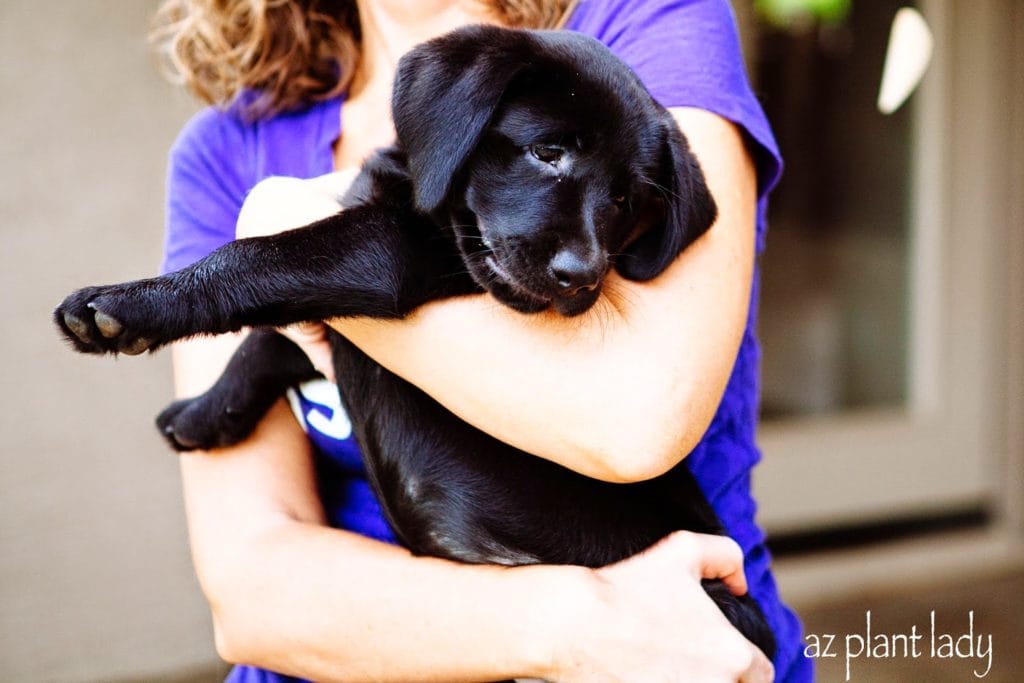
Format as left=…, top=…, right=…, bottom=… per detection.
left=234, top=170, right=362, bottom=381
left=550, top=531, right=774, bottom=683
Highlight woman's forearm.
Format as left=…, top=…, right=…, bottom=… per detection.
left=193, top=463, right=768, bottom=683
left=209, top=516, right=589, bottom=682
left=331, top=108, right=758, bottom=482
left=333, top=291, right=690, bottom=482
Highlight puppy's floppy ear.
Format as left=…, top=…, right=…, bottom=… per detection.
left=393, top=26, right=531, bottom=214
left=617, top=114, right=718, bottom=281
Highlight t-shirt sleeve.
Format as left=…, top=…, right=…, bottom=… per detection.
left=568, top=0, right=782, bottom=197
left=161, top=108, right=255, bottom=274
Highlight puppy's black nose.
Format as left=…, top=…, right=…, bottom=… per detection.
left=550, top=249, right=603, bottom=296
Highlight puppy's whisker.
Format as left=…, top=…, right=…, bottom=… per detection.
left=641, top=177, right=684, bottom=203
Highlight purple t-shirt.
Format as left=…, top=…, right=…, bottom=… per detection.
left=163, top=1, right=810, bottom=680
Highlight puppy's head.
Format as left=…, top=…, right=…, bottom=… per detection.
left=393, top=26, right=717, bottom=316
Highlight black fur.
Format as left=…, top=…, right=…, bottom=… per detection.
left=55, top=26, right=774, bottom=659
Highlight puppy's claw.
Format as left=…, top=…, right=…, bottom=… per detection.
left=62, top=312, right=90, bottom=343
left=121, top=337, right=152, bottom=356
left=91, top=308, right=124, bottom=339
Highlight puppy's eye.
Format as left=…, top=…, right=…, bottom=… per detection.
left=529, top=144, right=564, bottom=164
left=611, top=194, right=627, bottom=208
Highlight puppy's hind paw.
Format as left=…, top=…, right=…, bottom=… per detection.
left=156, top=396, right=260, bottom=453
left=54, top=286, right=156, bottom=356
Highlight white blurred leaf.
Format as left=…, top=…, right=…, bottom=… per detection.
left=878, top=7, right=934, bottom=115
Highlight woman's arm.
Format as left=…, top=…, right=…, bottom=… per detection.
left=169, top=105, right=773, bottom=681
left=329, top=108, right=757, bottom=482
left=173, top=339, right=772, bottom=683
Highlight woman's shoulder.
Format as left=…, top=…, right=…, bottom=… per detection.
left=565, top=0, right=755, bottom=116
left=567, top=0, right=782, bottom=200
left=566, top=0, right=741, bottom=52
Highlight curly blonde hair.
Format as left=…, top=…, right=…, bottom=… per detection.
left=151, top=0, right=575, bottom=118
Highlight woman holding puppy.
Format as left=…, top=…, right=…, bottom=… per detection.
left=156, top=0, right=806, bottom=680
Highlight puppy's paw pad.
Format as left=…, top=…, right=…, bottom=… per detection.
left=120, top=335, right=154, bottom=356
left=61, top=311, right=92, bottom=343
left=92, top=308, right=124, bottom=339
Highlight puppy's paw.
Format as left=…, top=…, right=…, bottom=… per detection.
left=156, top=396, right=262, bottom=453
left=702, top=579, right=777, bottom=660
left=54, top=285, right=158, bottom=356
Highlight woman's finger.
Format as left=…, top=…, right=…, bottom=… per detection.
left=664, top=531, right=748, bottom=596
left=281, top=322, right=336, bottom=382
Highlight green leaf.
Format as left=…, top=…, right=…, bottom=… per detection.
left=755, top=0, right=852, bottom=28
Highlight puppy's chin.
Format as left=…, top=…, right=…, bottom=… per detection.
left=465, top=255, right=550, bottom=313
left=489, top=281, right=551, bottom=314
left=552, top=286, right=602, bottom=317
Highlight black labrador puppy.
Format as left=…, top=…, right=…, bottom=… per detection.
left=56, top=26, right=775, bottom=658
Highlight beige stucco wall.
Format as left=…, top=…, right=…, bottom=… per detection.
left=0, top=2, right=220, bottom=680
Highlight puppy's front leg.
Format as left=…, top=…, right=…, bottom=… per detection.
left=55, top=204, right=468, bottom=356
